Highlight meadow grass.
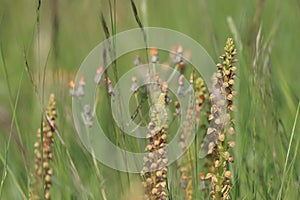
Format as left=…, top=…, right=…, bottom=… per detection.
left=0, top=0, right=299, bottom=199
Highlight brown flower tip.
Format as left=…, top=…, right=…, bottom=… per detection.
left=96, top=66, right=103, bottom=74
left=150, top=48, right=158, bottom=56
left=199, top=172, right=205, bottom=180
left=174, top=101, right=180, bottom=108
left=69, top=80, right=75, bottom=88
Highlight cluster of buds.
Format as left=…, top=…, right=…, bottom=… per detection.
left=141, top=86, right=169, bottom=200
left=141, top=125, right=168, bottom=200
left=195, top=77, right=209, bottom=125
left=200, top=38, right=237, bottom=200
left=32, top=94, right=57, bottom=200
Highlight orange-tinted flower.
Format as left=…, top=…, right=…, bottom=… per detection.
left=199, top=172, right=205, bottom=180
left=150, top=48, right=158, bottom=56
left=69, top=80, right=75, bottom=88
left=97, top=66, right=103, bottom=74
left=174, top=101, right=180, bottom=108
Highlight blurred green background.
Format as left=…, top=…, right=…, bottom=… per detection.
left=0, top=0, right=299, bottom=199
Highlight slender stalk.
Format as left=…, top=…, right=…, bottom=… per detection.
left=83, top=105, right=108, bottom=200
left=277, top=101, right=300, bottom=200
left=0, top=68, right=25, bottom=197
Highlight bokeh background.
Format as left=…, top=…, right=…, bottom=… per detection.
left=0, top=0, right=299, bottom=199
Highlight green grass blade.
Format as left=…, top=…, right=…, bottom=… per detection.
left=0, top=154, right=27, bottom=199
left=277, top=101, right=300, bottom=200
left=0, top=69, right=26, bottom=197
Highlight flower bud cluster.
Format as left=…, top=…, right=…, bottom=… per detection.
left=141, top=92, right=169, bottom=200
left=200, top=38, right=238, bottom=200
left=32, top=94, right=57, bottom=200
